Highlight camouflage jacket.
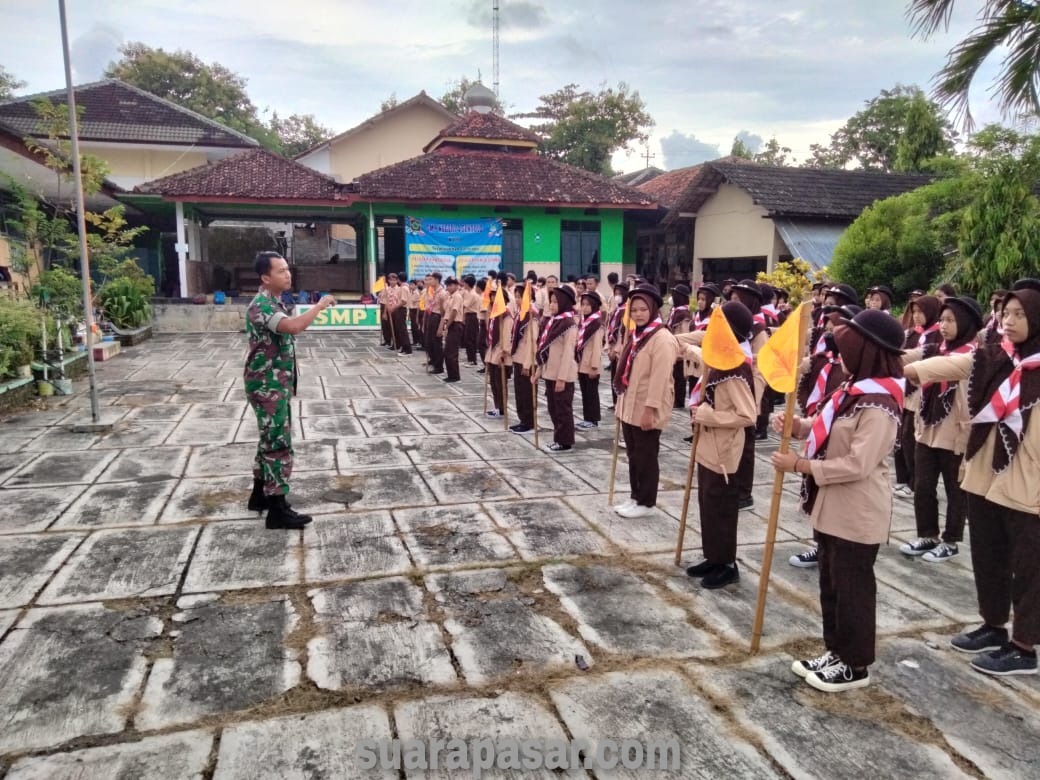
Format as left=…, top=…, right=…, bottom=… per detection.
left=245, top=288, right=296, bottom=394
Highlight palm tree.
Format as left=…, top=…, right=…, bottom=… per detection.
left=908, top=0, right=1040, bottom=127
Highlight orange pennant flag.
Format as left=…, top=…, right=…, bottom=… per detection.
left=481, top=281, right=493, bottom=310
left=519, top=280, right=532, bottom=319
left=372, top=276, right=386, bottom=293
left=621, top=300, right=633, bottom=332
left=490, top=283, right=508, bottom=318
left=759, top=302, right=809, bottom=393
left=701, top=304, right=748, bottom=371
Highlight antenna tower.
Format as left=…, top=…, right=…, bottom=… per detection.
left=492, top=0, right=500, bottom=97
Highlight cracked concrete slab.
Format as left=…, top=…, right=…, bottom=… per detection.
left=182, top=520, right=297, bottom=593
left=332, top=467, right=435, bottom=511
left=0, top=486, right=88, bottom=534
left=0, top=604, right=158, bottom=753
left=54, top=479, right=179, bottom=528
left=484, top=498, right=614, bottom=560
left=165, top=417, right=240, bottom=446
left=422, top=461, right=521, bottom=503
left=96, top=445, right=190, bottom=482
left=303, top=512, right=412, bottom=583
left=397, top=435, right=479, bottom=464
left=160, top=475, right=256, bottom=524
left=213, top=706, right=395, bottom=780
left=0, top=608, right=17, bottom=636
left=395, top=504, right=517, bottom=569
left=490, top=458, right=597, bottom=498
left=5, top=730, right=214, bottom=780
left=872, top=548, right=980, bottom=623
left=121, top=402, right=189, bottom=421
left=91, top=421, right=176, bottom=449
left=562, top=494, right=681, bottom=553
left=351, top=398, right=407, bottom=416
left=5, top=450, right=118, bottom=487
left=542, top=563, right=720, bottom=658
left=427, top=568, right=589, bottom=684
left=137, top=595, right=300, bottom=730
left=308, top=578, right=456, bottom=689
left=550, top=670, right=779, bottom=779
left=300, top=415, right=365, bottom=439
left=336, top=436, right=412, bottom=470
left=39, top=526, right=197, bottom=604
left=415, top=413, right=487, bottom=435
left=359, top=414, right=426, bottom=437
left=0, top=533, right=83, bottom=608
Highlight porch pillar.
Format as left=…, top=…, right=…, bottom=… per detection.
left=367, top=204, right=377, bottom=293
left=175, top=201, right=189, bottom=297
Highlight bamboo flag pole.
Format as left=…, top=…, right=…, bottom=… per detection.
left=501, top=361, right=509, bottom=430
left=750, top=301, right=812, bottom=654
left=674, top=383, right=705, bottom=565
left=531, top=324, right=540, bottom=449
left=606, top=304, right=633, bottom=505
left=482, top=350, right=491, bottom=413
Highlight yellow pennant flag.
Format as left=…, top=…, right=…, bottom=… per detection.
left=372, top=276, right=386, bottom=293
left=519, top=280, right=532, bottom=319
left=621, top=300, right=633, bottom=332
left=418, top=294, right=426, bottom=312
left=702, top=304, right=748, bottom=371
left=481, top=281, right=493, bottom=310
left=490, top=283, right=507, bottom=318
left=758, top=302, right=809, bottom=393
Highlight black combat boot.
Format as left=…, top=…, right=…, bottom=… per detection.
left=265, top=495, right=313, bottom=529
left=248, top=478, right=268, bottom=512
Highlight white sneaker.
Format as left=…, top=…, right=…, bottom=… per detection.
left=613, top=498, right=637, bottom=513
left=617, top=503, right=654, bottom=518
left=892, top=484, right=914, bottom=500
left=576, top=420, right=599, bottom=429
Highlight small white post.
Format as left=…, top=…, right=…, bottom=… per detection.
left=175, top=201, right=189, bottom=297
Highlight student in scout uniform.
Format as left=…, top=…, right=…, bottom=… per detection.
left=510, top=281, right=540, bottom=435
left=536, top=284, right=579, bottom=452
left=727, top=280, right=770, bottom=509
left=895, top=294, right=944, bottom=499
left=485, top=287, right=513, bottom=418
left=904, top=284, right=1040, bottom=677
left=773, top=308, right=907, bottom=692
left=385, top=273, right=412, bottom=355
left=245, top=252, right=336, bottom=529
left=408, top=280, right=423, bottom=347
left=606, top=284, right=630, bottom=409
left=476, top=278, right=490, bottom=373
left=680, top=301, right=758, bottom=587
left=378, top=282, right=392, bottom=348
left=576, top=291, right=605, bottom=430
left=439, top=277, right=465, bottom=383
left=865, top=285, right=894, bottom=312
left=612, top=284, right=680, bottom=517
left=462, top=274, right=480, bottom=366
left=899, top=296, right=982, bottom=562
left=677, top=283, right=723, bottom=443
left=667, top=284, right=693, bottom=410
left=424, top=273, right=447, bottom=374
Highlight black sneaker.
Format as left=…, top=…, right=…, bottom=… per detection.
left=701, top=563, right=739, bottom=589
left=682, top=435, right=693, bottom=443
left=509, top=424, right=533, bottom=434
left=792, top=650, right=840, bottom=679
left=970, top=643, right=1038, bottom=676
left=899, top=537, right=941, bottom=556
left=951, top=624, right=1009, bottom=654
left=789, top=547, right=818, bottom=568
left=806, top=661, right=869, bottom=692
left=685, top=560, right=718, bottom=578
left=738, top=497, right=754, bottom=512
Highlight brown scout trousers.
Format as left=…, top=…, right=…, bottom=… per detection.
left=513, top=368, right=535, bottom=428
left=622, top=422, right=662, bottom=507
left=697, top=463, right=740, bottom=564
left=817, top=531, right=880, bottom=668
left=545, top=379, right=575, bottom=447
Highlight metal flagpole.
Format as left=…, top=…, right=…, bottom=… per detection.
left=59, top=0, right=100, bottom=425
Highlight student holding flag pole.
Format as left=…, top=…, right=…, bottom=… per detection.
left=536, top=284, right=579, bottom=453
left=771, top=308, right=907, bottom=692
left=675, top=302, right=758, bottom=588
left=510, top=278, right=539, bottom=437
left=485, top=282, right=512, bottom=429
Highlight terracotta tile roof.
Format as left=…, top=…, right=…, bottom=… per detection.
left=353, top=146, right=656, bottom=208
left=636, top=165, right=703, bottom=209
left=669, top=161, right=934, bottom=221
left=134, top=148, right=345, bottom=201
left=0, top=79, right=258, bottom=148
left=423, top=111, right=541, bottom=152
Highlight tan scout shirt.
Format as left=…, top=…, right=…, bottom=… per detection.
left=385, top=283, right=408, bottom=310
left=790, top=408, right=900, bottom=545
left=541, top=325, right=578, bottom=383
left=429, top=287, right=448, bottom=316
left=577, top=321, right=604, bottom=376
left=684, top=345, right=758, bottom=474
left=464, top=289, right=481, bottom=315
left=513, top=315, right=540, bottom=370
left=617, top=329, right=680, bottom=430
left=486, top=310, right=514, bottom=366
left=913, top=352, right=1040, bottom=515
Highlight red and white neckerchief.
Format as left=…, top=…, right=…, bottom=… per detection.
left=761, top=304, right=779, bottom=326
left=923, top=341, right=976, bottom=394
left=804, top=377, right=907, bottom=459
left=805, top=353, right=841, bottom=416
left=813, top=331, right=828, bottom=355
left=970, top=339, right=1040, bottom=437
left=607, top=307, right=625, bottom=343
left=617, top=316, right=664, bottom=392
left=666, top=305, right=689, bottom=330
left=687, top=341, right=753, bottom=409
left=575, top=311, right=602, bottom=354
left=693, top=311, right=710, bottom=331
left=915, top=322, right=941, bottom=347
left=752, top=312, right=767, bottom=327
left=536, top=310, right=575, bottom=352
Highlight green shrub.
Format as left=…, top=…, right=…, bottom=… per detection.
left=0, top=299, right=46, bottom=373
left=98, top=276, right=152, bottom=329
left=36, top=266, right=85, bottom=318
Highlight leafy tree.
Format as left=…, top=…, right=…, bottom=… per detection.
left=104, top=42, right=278, bottom=148
left=380, top=93, right=399, bottom=112
left=829, top=175, right=981, bottom=299
left=730, top=136, right=754, bottom=159
left=440, top=76, right=503, bottom=115
left=909, top=0, right=1040, bottom=125
left=756, top=257, right=814, bottom=305
left=754, top=136, right=795, bottom=166
left=267, top=111, right=335, bottom=157
left=514, top=82, right=654, bottom=176
left=806, top=85, right=955, bottom=171
left=0, top=64, right=25, bottom=100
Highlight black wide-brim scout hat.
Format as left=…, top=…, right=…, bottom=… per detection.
left=552, top=285, right=577, bottom=310
left=672, top=284, right=692, bottom=298
left=581, top=291, right=603, bottom=309
left=699, top=283, right=723, bottom=299
left=826, top=283, right=859, bottom=306
left=1012, top=278, right=1040, bottom=295
left=721, top=301, right=754, bottom=342
left=629, top=283, right=663, bottom=308
left=943, top=295, right=984, bottom=331
left=867, top=284, right=894, bottom=299
left=840, top=309, right=905, bottom=354
left=730, top=279, right=763, bottom=301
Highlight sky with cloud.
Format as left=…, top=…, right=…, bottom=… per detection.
left=0, top=0, right=1007, bottom=172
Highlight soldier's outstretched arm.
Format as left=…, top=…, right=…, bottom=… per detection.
left=278, top=296, right=336, bottom=335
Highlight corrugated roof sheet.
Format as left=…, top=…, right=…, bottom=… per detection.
left=774, top=218, right=849, bottom=271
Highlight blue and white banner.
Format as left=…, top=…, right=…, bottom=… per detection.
left=406, top=216, right=502, bottom=280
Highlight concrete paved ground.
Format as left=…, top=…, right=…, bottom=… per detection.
left=0, top=332, right=1037, bottom=779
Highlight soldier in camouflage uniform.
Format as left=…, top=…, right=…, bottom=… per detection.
left=245, top=251, right=336, bottom=529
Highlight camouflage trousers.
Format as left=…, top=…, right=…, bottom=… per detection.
left=247, top=387, right=293, bottom=496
